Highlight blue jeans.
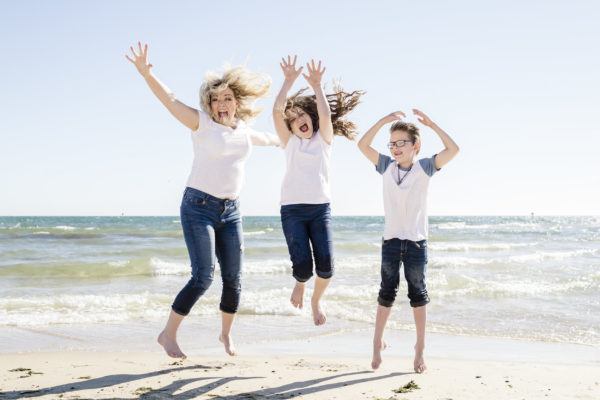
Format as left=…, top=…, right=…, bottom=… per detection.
left=378, top=238, right=429, bottom=308
left=172, top=187, right=243, bottom=315
left=280, top=203, right=334, bottom=282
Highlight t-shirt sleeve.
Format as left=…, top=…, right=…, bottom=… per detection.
left=193, top=110, right=212, bottom=132
left=419, top=154, right=440, bottom=177
left=248, top=129, right=280, bottom=147
left=376, top=153, right=394, bottom=175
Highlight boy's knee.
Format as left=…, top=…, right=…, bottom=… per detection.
left=219, top=300, right=239, bottom=314
left=377, top=295, right=395, bottom=308
left=408, top=292, right=430, bottom=308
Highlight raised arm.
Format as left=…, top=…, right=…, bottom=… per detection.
left=126, top=42, right=200, bottom=131
left=357, top=111, right=406, bottom=165
left=302, top=60, right=333, bottom=144
left=413, top=109, right=460, bottom=169
left=273, top=55, right=303, bottom=148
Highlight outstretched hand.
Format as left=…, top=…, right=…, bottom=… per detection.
left=125, top=41, right=152, bottom=78
left=380, top=111, right=406, bottom=125
left=413, top=109, right=435, bottom=127
left=302, top=59, right=326, bottom=88
left=280, top=55, right=303, bottom=82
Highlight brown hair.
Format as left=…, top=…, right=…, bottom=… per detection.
left=390, top=121, right=421, bottom=153
left=284, top=85, right=364, bottom=140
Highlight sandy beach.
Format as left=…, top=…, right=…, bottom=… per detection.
left=2, top=217, right=599, bottom=399
left=1, top=328, right=599, bottom=399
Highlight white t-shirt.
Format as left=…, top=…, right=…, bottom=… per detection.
left=280, top=132, right=332, bottom=205
left=376, top=153, right=439, bottom=241
left=186, top=111, right=259, bottom=199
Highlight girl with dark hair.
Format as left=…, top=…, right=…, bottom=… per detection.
left=272, top=55, right=363, bottom=326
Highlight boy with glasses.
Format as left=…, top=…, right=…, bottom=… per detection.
left=357, top=109, right=460, bottom=373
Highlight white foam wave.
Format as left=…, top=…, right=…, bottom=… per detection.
left=244, top=260, right=288, bottom=275
left=429, top=242, right=538, bottom=251
left=509, top=249, right=598, bottom=263
left=239, top=288, right=301, bottom=316
left=0, top=292, right=172, bottom=326
left=150, top=257, right=188, bottom=275
left=431, top=272, right=598, bottom=297
left=244, top=230, right=266, bottom=236
left=434, top=221, right=543, bottom=231
left=430, top=256, right=495, bottom=267
left=54, top=225, right=76, bottom=231
left=435, top=222, right=467, bottom=230
left=108, top=260, right=130, bottom=267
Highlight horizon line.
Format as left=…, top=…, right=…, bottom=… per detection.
left=1, top=214, right=598, bottom=218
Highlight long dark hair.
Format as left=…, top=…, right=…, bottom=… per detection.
left=284, top=85, right=364, bottom=140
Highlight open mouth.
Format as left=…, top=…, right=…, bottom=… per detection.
left=218, top=111, right=229, bottom=119
left=299, top=123, right=309, bottom=133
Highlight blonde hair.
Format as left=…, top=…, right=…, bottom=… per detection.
left=199, top=65, right=271, bottom=122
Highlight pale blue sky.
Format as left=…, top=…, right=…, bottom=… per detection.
left=1, top=1, right=598, bottom=216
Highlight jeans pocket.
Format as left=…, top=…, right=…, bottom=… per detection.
left=185, top=191, right=207, bottom=207
left=407, top=241, right=427, bottom=264
left=411, top=240, right=427, bottom=249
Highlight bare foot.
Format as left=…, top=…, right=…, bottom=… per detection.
left=414, top=345, right=427, bottom=373
left=157, top=330, right=186, bottom=359
left=290, top=282, right=305, bottom=309
left=371, top=339, right=387, bottom=370
left=219, top=333, right=237, bottom=356
left=311, top=298, right=327, bottom=326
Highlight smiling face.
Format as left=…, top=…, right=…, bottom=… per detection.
left=286, top=107, right=314, bottom=139
left=209, top=87, right=238, bottom=127
left=389, top=129, right=420, bottom=165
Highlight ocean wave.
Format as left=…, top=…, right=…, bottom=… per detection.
left=430, top=256, right=495, bottom=268
left=0, top=259, right=156, bottom=278
left=150, top=257, right=188, bottom=276
left=54, top=225, right=76, bottom=231
left=429, top=248, right=598, bottom=268
left=508, top=249, right=598, bottom=263
left=433, top=221, right=550, bottom=232
left=238, top=288, right=301, bottom=316
left=429, top=242, right=538, bottom=251
left=0, top=292, right=169, bottom=326
left=431, top=272, right=599, bottom=297
left=435, top=222, right=467, bottom=230
left=243, top=230, right=266, bottom=236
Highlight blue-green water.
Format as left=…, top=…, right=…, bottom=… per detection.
left=1, top=216, right=599, bottom=346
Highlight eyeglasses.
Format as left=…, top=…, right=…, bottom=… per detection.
left=387, top=139, right=414, bottom=149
